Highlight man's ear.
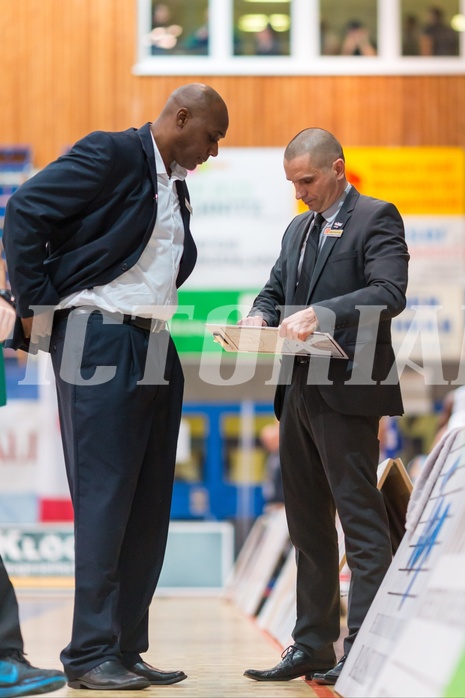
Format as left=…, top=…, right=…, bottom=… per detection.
left=334, top=158, right=345, bottom=178
left=176, top=107, right=189, bottom=128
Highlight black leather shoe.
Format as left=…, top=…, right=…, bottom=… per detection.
left=313, top=654, right=347, bottom=685
left=244, top=645, right=334, bottom=682
left=67, top=659, right=150, bottom=690
left=129, top=660, right=187, bottom=685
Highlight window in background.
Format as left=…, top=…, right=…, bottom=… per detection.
left=135, top=0, right=465, bottom=74
left=233, top=0, right=291, bottom=56
left=148, top=0, right=209, bottom=55
left=401, top=0, right=461, bottom=56
left=320, top=0, right=378, bottom=56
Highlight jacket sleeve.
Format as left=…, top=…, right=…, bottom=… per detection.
left=3, top=132, right=116, bottom=317
left=313, top=202, right=409, bottom=332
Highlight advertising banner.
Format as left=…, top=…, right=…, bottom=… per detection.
left=335, top=427, right=465, bottom=698
left=173, top=147, right=465, bottom=365
left=184, top=147, right=294, bottom=290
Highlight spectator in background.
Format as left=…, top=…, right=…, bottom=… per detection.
left=420, top=6, right=459, bottom=56
left=254, top=23, right=282, bottom=56
left=378, top=416, right=402, bottom=462
left=402, top=14, right=421, bottom=56
left=433, top=385, right=465, bottom=447
left=148, top=3, right=182, bottom=54
left=182, top=8, right=209, bottom=55
left=259, top=421, right=284, bottom=508
left=341, top=20, right=377, bottom=56
left=320, top=19, right=341, bottom=55
left=0, top=256, right=66, bottom=697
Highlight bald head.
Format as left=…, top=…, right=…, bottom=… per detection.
left=285, top=128, right=344, bottom=169
left=152, top=82, right=229, bottom=174
left=283, top=128, right=347, bottom=213
left=160, top=83, right=228, bottom=121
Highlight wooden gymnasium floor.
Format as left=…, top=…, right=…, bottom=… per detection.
left=17, top=591, right=341, bottom=698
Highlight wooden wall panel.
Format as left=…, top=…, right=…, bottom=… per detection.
left=1, top=0, right=465, bottom=168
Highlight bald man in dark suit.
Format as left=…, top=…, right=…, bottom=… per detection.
left=3, top=83, right=229, bottom=691
left=242, top=128, right=409, bottom=685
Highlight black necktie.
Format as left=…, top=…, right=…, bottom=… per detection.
left=293, top=213, right=325, bottom=305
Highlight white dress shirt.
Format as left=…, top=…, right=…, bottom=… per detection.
left=59, top=134, right=186, bottom=320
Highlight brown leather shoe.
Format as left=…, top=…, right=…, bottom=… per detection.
left=129, top=660, right=187, bottom=685
left=67, top=660, right=150, bottom=690
left=244, top=645, right=334, bottom=682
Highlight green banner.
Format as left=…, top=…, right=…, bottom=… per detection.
left=170, top=289, right=259, bottom=355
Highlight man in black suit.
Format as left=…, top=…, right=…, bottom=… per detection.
left=0, top=558, right=67, bottom=696
left=242, top=128, right=409, bottom=685
left=3, top=83, right=229, bottom=691
left=0, top=265, right=66, bottom=697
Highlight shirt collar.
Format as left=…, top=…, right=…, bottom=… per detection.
left=150, top=132, right=187, bottom=182
left=321, top=183, right=352, bottom=223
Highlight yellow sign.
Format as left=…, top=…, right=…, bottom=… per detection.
left=345, top=147, right=465, bottom=215
left=296, top=147, right=465, bottom=215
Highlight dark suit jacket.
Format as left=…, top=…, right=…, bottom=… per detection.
left=3, top=123, right=197, bottom=349
left=249, top=186, right=409, bottom=418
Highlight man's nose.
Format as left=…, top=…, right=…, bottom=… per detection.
left=208, top=142, right=219, bottom=158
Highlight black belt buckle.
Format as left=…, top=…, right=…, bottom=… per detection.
left=124, top=315, right=152, bottom=332
left=123, top=315, right=166, bottom=332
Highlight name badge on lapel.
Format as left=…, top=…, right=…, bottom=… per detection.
left=185, top=199, right=193, bottom=215
left=323, top=220, right=343, bottom=238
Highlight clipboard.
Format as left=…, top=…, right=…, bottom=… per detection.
left=206, top=324, right=348, bottom=359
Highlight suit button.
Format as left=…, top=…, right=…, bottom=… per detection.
left=121, top=262, right=128, bottom=271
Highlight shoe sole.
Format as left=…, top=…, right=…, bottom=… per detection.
left=244, top=668, right=333, bottom=682
left=305, top=668, right=334, bottom=680
left=311, top=676, right=338, bottom=685
left=67, top=679, right=149, bottom=690
left=0, top=677, right=66, bottom=697
left=244, top=675, right=304, bottom=681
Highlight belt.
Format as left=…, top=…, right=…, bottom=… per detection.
left=53, top=307, right=166, bottom=333
left=294, top=354, right=311, bottom=365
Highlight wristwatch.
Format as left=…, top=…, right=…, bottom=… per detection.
left=0, top=289, right=15, bottom=308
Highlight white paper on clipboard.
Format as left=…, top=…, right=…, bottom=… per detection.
left=205, top=324, right=348, bottom=359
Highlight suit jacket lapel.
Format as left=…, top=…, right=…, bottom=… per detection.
left=307, top=187, right=360, bottom=299
left=136, top=123, right=158, bottom=195
left=136, top=123, right=196, bottom=287
left=137, top=122, right=192, bottom=236
left=287, top=212, right=313, bottom=300
left=308, top=235, right=337, bottom=297
left=176, top=179, right=196, bottom=287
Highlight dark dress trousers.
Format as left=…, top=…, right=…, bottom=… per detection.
left=3, top=124, right=197, bottom=678
left=249, top=187, right=409, bottom=661
left=0, top=555, right=24, bottom=654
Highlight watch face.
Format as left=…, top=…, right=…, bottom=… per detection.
left=0, top=290, right=14, bottom=306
